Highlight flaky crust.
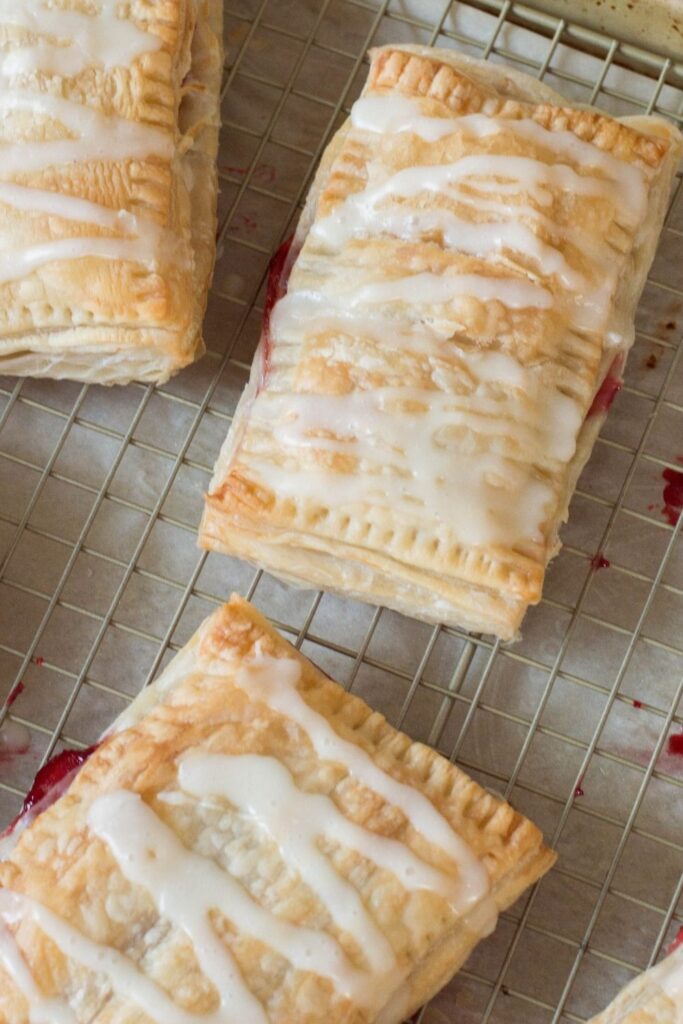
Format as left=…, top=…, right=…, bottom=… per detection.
left=0, top=595, right=555, bottom=1023
left=200, top=44, right=682, bottom=639
left=0, top=0, right=222, bottom=385
left=588, top=947, right=683, bottom=1023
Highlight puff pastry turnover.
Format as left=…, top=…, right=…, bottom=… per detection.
left=0, top=595, right=555, bottom=1023
left=589, top=945, right=683, bottom=1023
left=201, top=44, right=682, bottom=639
left=0, top=0, right=222, bottom=385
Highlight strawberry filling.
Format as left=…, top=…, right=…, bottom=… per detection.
left=588, top=356, right=623, bottom=417
left=2, top=743, right=98, bottom=841
left=259, top=235, right=296, bottom=392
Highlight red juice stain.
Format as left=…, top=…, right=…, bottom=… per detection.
left=34, top=656, right=44, bottom=667
left=260, top=235, right=295, bottom=391
left=588, top=357, right=623, bottom=417
left=590, top=552, right=610, bottom=571
left=3, top=743, right=98, bottom=838
left=632, top=699, right=643, bottom=709
left=253, top=163, right=276, bottom=185
left=661, top=465, right=683, bottom=526
left=667, top=733, right=683, bottom=757
left=644, top=353, right=658, bottom=369
left=6, top=681, right=24, bottom=707
left=574, top=776, right=585, bottom=798
left=233, top=213, right=257, bottom=234
left=222, top=164, right=276, bottom=185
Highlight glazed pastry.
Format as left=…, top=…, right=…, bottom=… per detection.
left=589, top=945, right=683, bottom=1023
left=200, top=44, right=682, bottom=639
left=0, top=0, right=222, bottom=385
left=0, top=595, right=555, bottom=1023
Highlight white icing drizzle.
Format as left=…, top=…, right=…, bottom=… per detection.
left=313, top=204, right=583, bottom=290
left=230, top=651, right=492, bottom=915
left=0, top=2, right=170, bottom=285
left=0, top=655, right=497, bottom=1021
left=314, top=155, right=623, bottom=259
left=311, top=92, right=649, bottom=338
left=0, top=0, right=160, bottom=78
left=89, top=790, right=386, bottom=1009
left=350, top=93, right=647, bottom=222
left=0, top=890, right=242, bottom=1024
left=0, top=183, right=162, bottom=284
left=180, top=755, right=395, bottom=974
left=180, top=752, right=463, bottom=945
left=351, top=95, right=500, bottom=143
left=349, top=269, right=552, bottom=311
left=247, top=385, right=566, bottom=546
left=0, top=91, right=173, bottom=174
left=251, top=87, right=643, bottom=550
left=375, top=152, right=619, bottom=208
left=0, top=922, right=76, bottom=1024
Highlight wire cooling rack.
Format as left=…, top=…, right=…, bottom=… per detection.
left=0, top=1, right=682, bottom=1021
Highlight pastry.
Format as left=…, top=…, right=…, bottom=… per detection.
left=589, top=945, right=683, bottom=1023
left=0, top=594, right=555, bottom=1023
left=200, top=44, right=682, bottom=639
left=0, top=0, right=222, bottom=385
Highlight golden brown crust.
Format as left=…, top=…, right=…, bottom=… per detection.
left=200, top=44, right=682, bottom=640
left=368, top=47, right=671, bottom=168
left=588, top=947, right=683, bottom=1024
left=0, top=596, right=555, bottom=1023
left=0, top=0, right=222, bottom=385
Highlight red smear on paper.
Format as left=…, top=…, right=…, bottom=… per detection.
left=661, top=465, right=683, bottom=526
left=6, top=682, right=24, bottom=707
left=590, top=552, right=610, bottom=571
left=221, top=163, right=276, bottom=185
left=232, top=213, right=258, bottom=235
left=260, top=235, right=295, bottom=392
left=667, top=733, right=683, bottom=757
left=588, top=357, right=623, bottom=417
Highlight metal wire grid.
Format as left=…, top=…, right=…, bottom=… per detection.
left=0, top=0, right=682, bottom=1020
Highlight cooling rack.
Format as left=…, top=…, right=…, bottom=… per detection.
left=0, top=1, right=682, bottom=1020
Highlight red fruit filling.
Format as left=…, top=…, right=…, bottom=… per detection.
left=587, top=357, right=623, bottom=417
left=260, top=235, right=296, bottom=392
left=2, top=743, right=98, bottom=840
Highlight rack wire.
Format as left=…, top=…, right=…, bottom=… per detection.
left=0, top=1, right=682, bottom=1020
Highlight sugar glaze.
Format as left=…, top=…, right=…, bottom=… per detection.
left=0, top=650, right=494, bottom=1020
left=0, top=0, right=169, bottom=285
